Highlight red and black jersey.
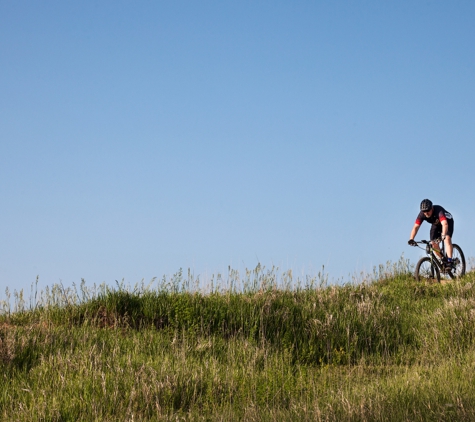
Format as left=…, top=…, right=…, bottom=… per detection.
left=415, top=205, right=453, bottom=226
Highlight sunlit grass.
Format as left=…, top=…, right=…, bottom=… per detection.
left=2, top=257, right=475, bottom=421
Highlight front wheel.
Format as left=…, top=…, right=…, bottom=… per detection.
left=451, top=244, right=466, bottom=278
left=415, top=257, right=441, bottom=283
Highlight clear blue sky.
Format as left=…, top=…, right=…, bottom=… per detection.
left=1, top=1, right=474, bottom=293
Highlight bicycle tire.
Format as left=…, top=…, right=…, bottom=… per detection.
left=452, top=244, right=466, bottom=278
left=415, top=257, right=441, bottom=283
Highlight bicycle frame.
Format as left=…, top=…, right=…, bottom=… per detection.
left=416, top=240, right=457, bottom=279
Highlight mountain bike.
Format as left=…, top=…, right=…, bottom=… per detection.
left=411, top=239, right=466, bottom=282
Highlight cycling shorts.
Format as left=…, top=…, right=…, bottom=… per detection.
left=430, top=219, right=454, bottom=241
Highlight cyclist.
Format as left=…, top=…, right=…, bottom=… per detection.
left=408, top=199, right=455, bottom=270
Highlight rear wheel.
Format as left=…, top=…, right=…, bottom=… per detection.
left=451, top=244, right=466, bottom=278
left=415, top=257, right=440, bottom=283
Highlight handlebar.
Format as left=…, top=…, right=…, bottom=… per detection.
left=409, top=239, right=445, bottom=255
left=410, top=239, right=443, bottom=246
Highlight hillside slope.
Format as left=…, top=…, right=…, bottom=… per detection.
left=2, top=263, right=475, bottom=421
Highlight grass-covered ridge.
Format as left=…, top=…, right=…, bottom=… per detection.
left=2, top=259, right=475, bottom=421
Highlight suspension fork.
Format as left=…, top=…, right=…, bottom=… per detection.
left=429, top=250, right=438, bottom=277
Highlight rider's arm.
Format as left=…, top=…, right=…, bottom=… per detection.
left=409, top=224, right=420, bottom=240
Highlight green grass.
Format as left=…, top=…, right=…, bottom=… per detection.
left=2, top=259, right=475, bottom=421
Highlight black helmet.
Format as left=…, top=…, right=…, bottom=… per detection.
left=420, top=199, right=433, bottom=212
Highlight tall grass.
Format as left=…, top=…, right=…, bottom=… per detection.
left=2, top=258, right=475, bottom=421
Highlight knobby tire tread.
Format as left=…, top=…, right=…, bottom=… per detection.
left=452, top=244, right=466, bottom=277
left=415, top=257, right=441, bottom=283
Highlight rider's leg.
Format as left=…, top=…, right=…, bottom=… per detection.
left=443, top=219, right=454, bottom=261
left=444, top=235, right=453, bottom=259
left=430, top=225, right=443, bottom=258
left=431, top=240, right=443, bottom=258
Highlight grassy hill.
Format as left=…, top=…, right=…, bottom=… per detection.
left=2, top=260, right=475, bottom=421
